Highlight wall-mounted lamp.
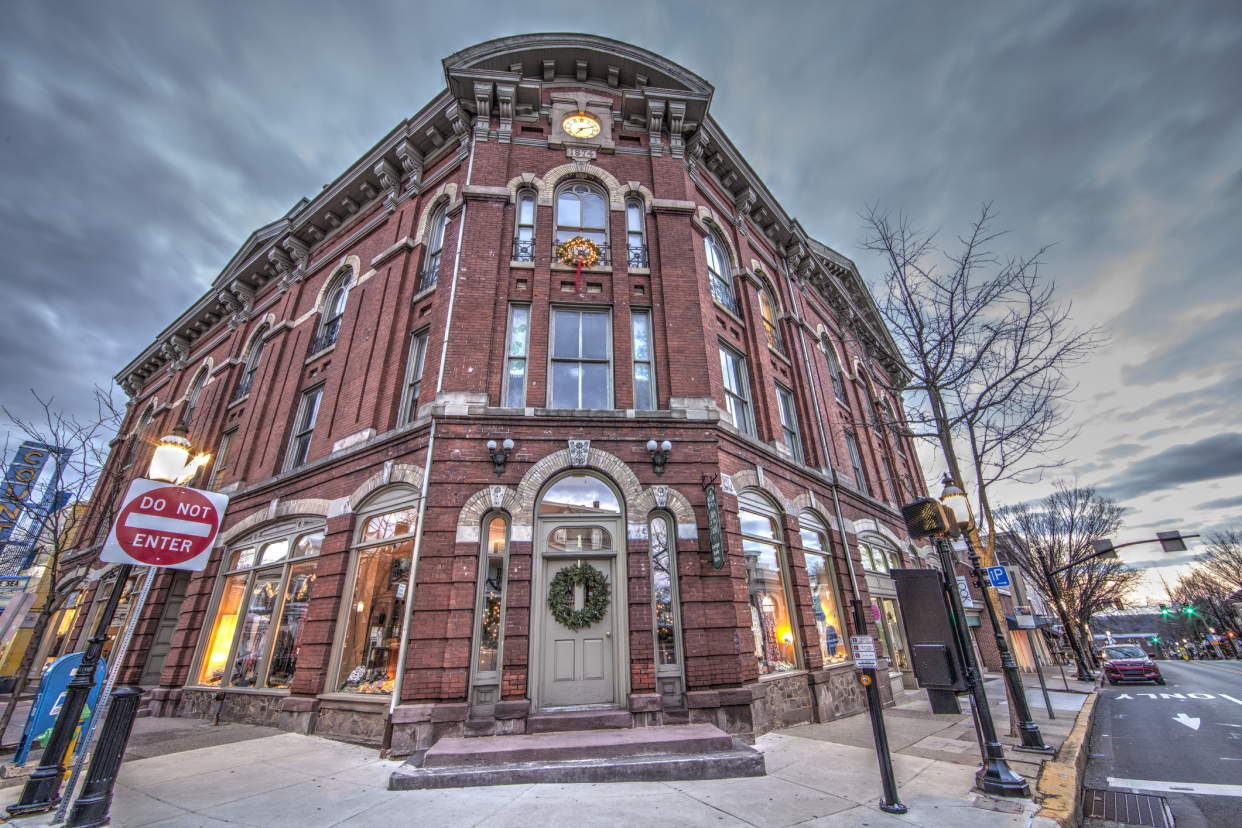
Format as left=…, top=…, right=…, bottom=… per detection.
left=487, top=439, right=515, bottom=477
left=646, top=439, right=672, bottom=477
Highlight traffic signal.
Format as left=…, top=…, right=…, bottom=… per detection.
left=1186, top=607, right=1196, bottom=616
left=1160, top=604, right=1168, bottom=616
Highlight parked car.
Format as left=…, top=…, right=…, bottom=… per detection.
left=1102, top=644, right=1165, bottom=685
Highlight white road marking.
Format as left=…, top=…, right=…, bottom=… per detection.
left=1109, top=777, right=1242, bottom=797
left=1173, top=713, right=1201, bottom=730
left=1221, top=694, right=1242, bottom=707
left=124, top=513, right=212, bottom=536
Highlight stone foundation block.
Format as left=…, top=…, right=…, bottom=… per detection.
left=493, top=700, right=530, bottom=720
left=684, top=690, right=720, bottom=709
left=277, top=696, right=320, bottom=735
left=628, top=693, right=663, bottom=713
left=431, top=703, right=471, bottom=722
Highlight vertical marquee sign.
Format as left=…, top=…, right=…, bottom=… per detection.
left=706, top=486, right=724, bottom=571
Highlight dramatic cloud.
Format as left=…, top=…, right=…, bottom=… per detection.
left=1098, top=444, right=1144, bottom=461
left=1194, top=495, right=1242, bottom=511
left=1103, top=433, right=1242, bottom=500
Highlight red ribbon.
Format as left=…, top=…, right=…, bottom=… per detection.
left=575, top=259, right=583, bottom=292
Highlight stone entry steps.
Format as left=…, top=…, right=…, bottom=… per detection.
left=389, top=724, right=765, bottom=790
left=525, top=709, right=633, bottom=733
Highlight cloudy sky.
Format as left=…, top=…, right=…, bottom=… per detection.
left=2, top=1, right=1239, bottom=598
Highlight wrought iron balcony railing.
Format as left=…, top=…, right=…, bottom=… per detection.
left=711, top=278, right=741, bottom=316
left=627, top=244, right=649, bottom=269
left=233, top=373, right=254, bottom=401
left=765, top=324, right=787, bottom=357
left=310, top=319, right=340, bottom=356
left=418, top=254, right=441, bottom=292
left=551, top=239, right=610, bottom=266
left=512, top=237, right=536, bottom=262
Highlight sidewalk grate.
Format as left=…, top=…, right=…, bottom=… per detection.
left=1082, top=789, right=1171, bottom=826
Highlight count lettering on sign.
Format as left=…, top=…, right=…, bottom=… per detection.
left=101, top=479, right=229, bottom=571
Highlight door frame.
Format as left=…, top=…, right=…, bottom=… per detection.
left=529, top=476, right=630, bottom=713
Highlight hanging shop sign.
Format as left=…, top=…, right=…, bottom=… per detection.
left=101, top=479, right=229, bottom=571
left=706, top=486, right=724, bottom=571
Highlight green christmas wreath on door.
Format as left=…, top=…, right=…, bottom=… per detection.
left=547, top=562, right=611, bottom=631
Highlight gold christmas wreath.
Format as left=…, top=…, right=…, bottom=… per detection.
left=556, top=236, right=602, bottom=269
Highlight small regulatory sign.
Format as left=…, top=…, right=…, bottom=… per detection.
left=101, top=479, right=228, bottom=571
left=986, top=566, right=1010, bottom=589
left=851, top=635, right=879, bottom=669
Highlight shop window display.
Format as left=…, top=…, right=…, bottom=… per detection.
left=739, top=498, right=799, bottom=675
left=799, top=524, right=846, bottom=665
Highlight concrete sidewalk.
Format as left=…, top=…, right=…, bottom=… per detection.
left=0, top=725, right=1037, bottom=828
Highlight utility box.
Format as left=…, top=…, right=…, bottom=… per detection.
left=891, top=569, right=970, bottom=696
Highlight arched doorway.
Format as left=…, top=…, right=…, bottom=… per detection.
left=532, top=473, right=627, bottom=710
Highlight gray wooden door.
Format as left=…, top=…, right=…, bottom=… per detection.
left=139, top=570, right=190, bottom=685
left=540, top=524, right=616, bottom=708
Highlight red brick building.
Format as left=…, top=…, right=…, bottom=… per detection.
left=68, top=34, right=938, bottom=752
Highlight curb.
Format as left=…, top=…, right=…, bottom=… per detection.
left=1030, top=692, right=1098, bottom=828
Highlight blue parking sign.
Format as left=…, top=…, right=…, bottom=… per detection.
left=986, top=566, right=1010, bottom=588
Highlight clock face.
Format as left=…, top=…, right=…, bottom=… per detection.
left=562, top=111, right=601, bottom=140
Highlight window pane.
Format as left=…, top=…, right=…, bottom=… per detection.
left=627, top=202, right=642, bottom=233
left=581, top=193, right=606, bottom=229
left=745, top=541, right=796, bottom=675
left=581, top=313, right=608, bottom=359
left=739, top=510, right=777, bottom=540
left=301, top=389, right=322, bottom=431
left=651, top=517, right=677, bottom=666
left=552, top=362, right=579, bottom=408
left=580, top=362, right=608, bottom=409
left=632, top=314, right=649, bottom=361
left=265, top=561, right=318, bottom=688
left=558, top=192, right=580, bottom=227
left=704, top=237, right=721, bottom=275
left=506, top=359, right=526, bottom=408
left=554, top=311, right=580, bottom=359
left=519, top=195, right=534, bottom=225
left=540, top=475, right=620, bottom=514
left=800, top=529, right=825, bottom=552
left=336, top=539, right=411, bottom=694
left=230, top=547, right=256, bottom=571
left=260, top=540, right=289, bottom=565
left=478, top=518, right=507, bottom=673
left=363, top=509, right=419, bottom=542
left=230, top=570, right=282, bottom=687
left=198, top=575, right=247, bottom=686
left=806, top=553, right=846, bottom=664
left=634, top=363, right=652, bottom=411
left=295, top=533, right=323, bottom=558
left=510, top=308, right=529, bottom=356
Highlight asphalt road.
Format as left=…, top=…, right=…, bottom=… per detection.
left=1086, top=659, right=1242, bottom=828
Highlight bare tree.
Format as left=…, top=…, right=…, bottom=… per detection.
left=0, top=387, right=126, bottom=744
left=995, top=482, right=1143, bottom=670
left=1167, top=532, right=1242, bottom=645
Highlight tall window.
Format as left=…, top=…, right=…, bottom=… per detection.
left=197, top=528, right=322, bottom=689
left=550, top=308, right=610, bottom=409
left=632, top=310, right=654, bottom=411
left=650, top=514, right=682, bottom=674
left=776, top=386, right=803, bottom=462
left=626, top=200, right=647, bottom=267
left=513, top=191, right=536, bottom=262
left=705, top=232, right=737, bottom=314
left=886, top=402, right=907, bottom=457
left=475, top=516, right=509, bottom=675
left=124, top=407, right=153, bottom=469
left=555, top=183, right=607, bottom=248
left=881, top=453, right=901, bottom=502
left=740, top=494, right=798, bottom=675
left=822, top=336, right=847, bottom=404
left=400, top=332, right=429, bottom=425
left=208, top=429, right=236, bottom=491
left=286, top=386, right=323, bottom=470
left=800, top=517, right=846, bottom=666
left=336, top=505, right=418, bottom=695
left=844, top=430, right=868, bottom=493
left=182, top=369, right=208, bottom=427
left=316, top=271, right=350, bottom=351
left=718, top=345, right=753, bottom=436
left=421, top=206, right=447, bottom=291
left=760, top=287, right=782, bottom=354
left=858, top=539, right=898, bottom=573
left=503, top=307, right=529, bottom=408
left=236, top=328, right=267, bottom=400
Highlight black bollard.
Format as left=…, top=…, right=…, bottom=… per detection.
left=66, top=687, right=144, bottom=828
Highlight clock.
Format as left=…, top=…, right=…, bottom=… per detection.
left=562, top=111, right=601, bottom=140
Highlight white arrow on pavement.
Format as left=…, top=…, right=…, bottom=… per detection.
left=1173, top=713, right=1200, bottom=730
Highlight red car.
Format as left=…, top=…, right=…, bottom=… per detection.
left=1102, top=644, right=1165, bottom=685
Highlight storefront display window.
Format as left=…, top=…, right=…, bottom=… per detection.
left=335, top=507, right=415, bottom=695
left=196, top=525, right=322, bottom=688
left=799, top=520, right=846, bottom=665
left=740, top=495, right=799, bottom=676
left=476, top=517, right=507, bottom=673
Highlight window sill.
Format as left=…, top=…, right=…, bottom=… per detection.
left=628, top=267, right=651, bottom=276
left=767, top=345, right=791, bottom=366
left=411, top=283, right=436, bottom=304
left=713, top=300, right=744, bottom=328
left=317, top=692, right=391, bottom=705
left=552, top=263, right=612, bottom=273
left=305, top=344, right=335, bottom=365
left=509, top=260, right=536, bottom=270
left=759, top=668, right=808, bottom=683
left=182, top=685, right=291, bottom=696
left=227, top=394, right=249, bottom=410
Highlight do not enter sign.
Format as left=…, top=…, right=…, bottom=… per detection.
left=101, top=479, right=230, bottom=571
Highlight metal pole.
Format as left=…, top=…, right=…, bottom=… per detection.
left=54, top=566, right=155, bottom=824
left=1038, top=550, right=1093, bottom=683
left=932, top=537, right=1029, bottom=797
left=8, top=564, right=133, bottom=815
left=1027, top=630, right=1054, bottom=720
left=962, top=535, right=1050, bottom=753
left=64, top=687, right=144, bottom=828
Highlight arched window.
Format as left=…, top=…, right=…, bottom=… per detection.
left=124, top=406, right=153, bottom=468
left=555, top=183, right=608, bottom=251
left=315, top=271, right=350, bottom=352
left=539, top=474, right=620, bottom=515
left=800, top=513, right=847, bottom=665
left=196, top=523, right=324, bottom=689
left=705, top=231, right=737, bottom=315
left=759, top=285, right=783, bottom=354
left=625, top=199, right=647, bottom=268
left=181, top=368, right=208, bottom=428
left=649, top=512, right=684, bottom=702
left=739, top=491, right=799, bottom=675
left=420, top=205, right=448, bottom=291
left=821, top=335, right=848, bottom=403
left=513, top=190, right=536, bottom=262
left=236, top=326, right=268, bottom=400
